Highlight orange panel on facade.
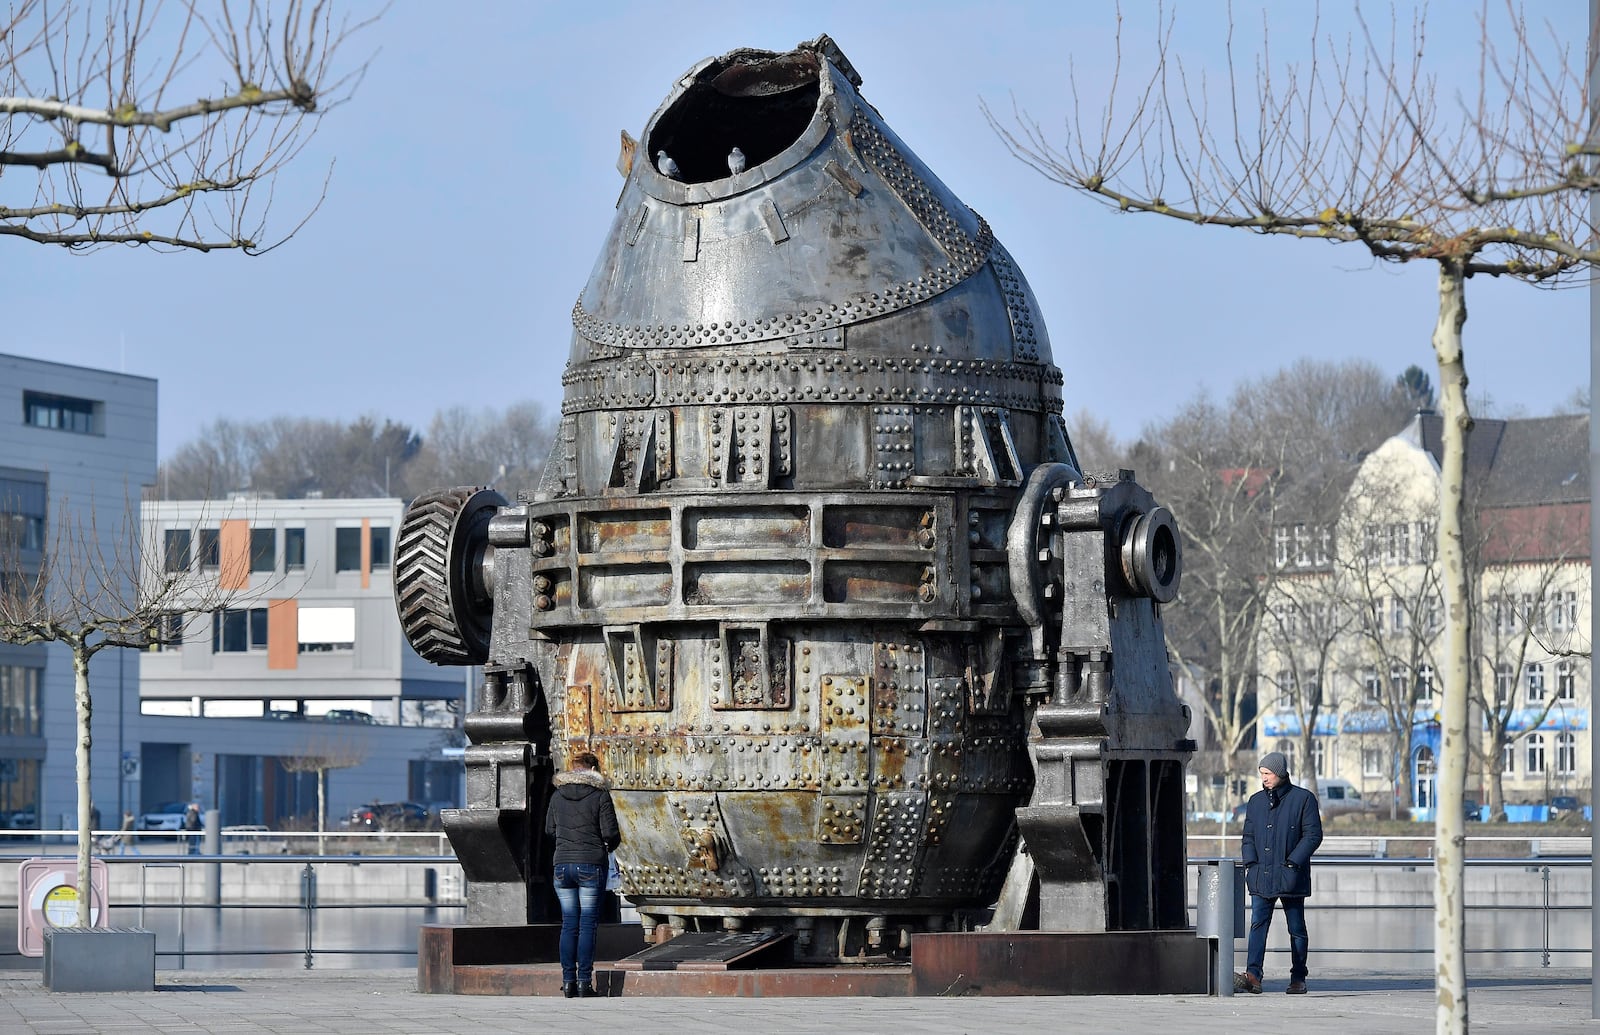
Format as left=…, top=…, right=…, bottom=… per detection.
left=267, top=599, right=298, bottom=670
left=219, top=520, right=250, bottom=591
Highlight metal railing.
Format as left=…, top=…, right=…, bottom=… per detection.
left=1189, top=855, right=1592, bottom=968
left=2, top=851, right=463, bottom=969
left=0, top=846, right=1591, bottom=970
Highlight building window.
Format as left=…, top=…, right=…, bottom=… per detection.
left=1363, top=525, right=1382, bottom=564
left=1361, top=746, right=1385, bottom=778
left=1556, top=660, right=1576, bottom=700
left=149, top=613, right=184, bottom=652
left=1389, top=664, right=1407, bottom=697
left=1501, top=740, right=1515, bottom=775
left=1525, top=733, right=1546, bottom=775
left=369, top=526, right=392, bottom=570
left=1273, top=527, right=1290, bottom=568
left=163, top=529, right=192, bottom=572
left=212, top=607, right=268, bottom=653
left=335, top=528, right=362, bottom=572
left=1311, top=738, right=1330, bottom=778
left=22, top=390, right=100, bottom=434
left=297, top=606, right=355, bottom=653
left=0, top=665, right=42, bottom=736
left=1416, top=521, right=1436, bottom=561
left=1292, top=524, right=1310, bottom=567
left=0, top=476, right=47, bottom=553
left=1556, top=732, right=1577, bottom=776
left=198, top=528, right=220, bottom=569
left=1425, top=596, right=1441, bottom=633
left=1390, top=597, right=1408, bottom=634
left=1362, top=667, right=1382, bottom=703
left=1314, top=525, right=1331, bottom=566
left=249, top=528, right=275, bottom=573
left=1276, top=670, right=1294, bottom=709
left=1274, top=739, right=1296, bottom=775
left=1525, top=662, right=1546, bottom=702
left=1494, top=663, right=1515, bottom=706
left=1416, top=665, right=1436, bottom=702
left=284, top=528, right=306, bottom=571
left=1383, top=522, right=1410, bottom=566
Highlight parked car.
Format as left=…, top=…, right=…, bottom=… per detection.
left=1317, top=778, right=1380, bottom=818
left=139, top=801, right=193, bottom=832
left=1462, top=797, right=1482, bottom=822
left=1548, top=795, right=1583, bottom=821
left=322, top=709, right=377, bottom=724
left=3, top=808, right=38, bottom=829
left=343, top=801, right=430, bottom=832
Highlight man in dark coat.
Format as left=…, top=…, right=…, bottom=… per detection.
left=1236, top=751, right=1323, bottom=994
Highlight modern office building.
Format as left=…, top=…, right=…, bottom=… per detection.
left=0, top=352, right=462, bottom=835
left=138, top=496, right=466, bottom=825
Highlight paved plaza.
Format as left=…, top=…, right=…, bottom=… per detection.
left=0, top=967, right=1593, bottom=1034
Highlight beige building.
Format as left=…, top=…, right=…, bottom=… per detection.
left=1255, top=413, right=1590, bottom=819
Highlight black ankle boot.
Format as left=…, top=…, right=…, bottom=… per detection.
left=561, top=981, right=577, bottom=998
left=577, top=983, right=599, bottom=997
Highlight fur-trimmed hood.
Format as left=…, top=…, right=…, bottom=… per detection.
left=554, top=768, right=610, bottom=790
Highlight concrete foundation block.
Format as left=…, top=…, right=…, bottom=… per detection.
left=42, top=927, right=156, bottom=992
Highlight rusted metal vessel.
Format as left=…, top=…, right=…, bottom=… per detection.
left=396, top=35, right=1193, bottom=964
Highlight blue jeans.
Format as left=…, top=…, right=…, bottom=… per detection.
left=1246, top=894, right=1308, bottom=982
left=553, top=862, right=604, bottom=984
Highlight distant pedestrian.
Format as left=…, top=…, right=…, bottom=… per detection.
left=183, top=803, right=202, bottom=855
left=544, top=751, right=620, bottom=998
left=1236, top=751, right=1323, bottom=994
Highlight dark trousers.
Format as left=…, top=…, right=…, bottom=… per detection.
left=553, top=862, right=604, bottom=984
left=1246, top=894, right=1308, bottom=982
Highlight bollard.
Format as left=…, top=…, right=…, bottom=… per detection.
left=201, top=810, right=221, bottom=905
left=1196, top=859, right=1246, bottom=995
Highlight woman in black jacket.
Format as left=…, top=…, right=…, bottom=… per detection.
left=544, top=751, right=621, bottom=997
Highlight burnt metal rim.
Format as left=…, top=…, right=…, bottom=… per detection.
left=634, top=55, right=852, bottom=205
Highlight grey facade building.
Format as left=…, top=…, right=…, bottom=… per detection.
left=0, top=353, right=461, bottom=835
left=0, top=352, right=157, bottom=830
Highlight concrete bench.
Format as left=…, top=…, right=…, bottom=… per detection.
left=1530, top=837, right=1591, bottom=857
left=1316, top=837, right=1387, bottom=857
left=42, top=927, right=155, bottom=992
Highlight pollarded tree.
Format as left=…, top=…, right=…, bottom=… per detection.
left=989, top=6, right=1599, bottom=1027
left=279, top=732, right=368, bottom=855
left=0, top=495, right=266, bottom=925
left=1, top=0, right=375, bottom=252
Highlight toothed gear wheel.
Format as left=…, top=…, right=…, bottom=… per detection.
left=394, top=486, right=507, bottom=665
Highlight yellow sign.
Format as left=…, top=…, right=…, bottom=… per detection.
left=42, top=884, right=80, bottom=926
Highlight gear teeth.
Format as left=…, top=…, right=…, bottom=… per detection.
left=393, top=486, right=503, bottom=665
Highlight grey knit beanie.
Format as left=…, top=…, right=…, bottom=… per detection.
left=1259, top=752, right=1289, bottom=779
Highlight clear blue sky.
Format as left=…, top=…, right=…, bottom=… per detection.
left=2, top=1, right=1588, bottom=459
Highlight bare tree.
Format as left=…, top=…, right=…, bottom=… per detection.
left=988, top=5, right=1600, bottom=1024
left=1137, top=359, right=1409, bottom=814
left=1, top=0, right=377, bottom=252
left=404, top=401, right=558, bottom=496
left=0, top=493, right=258, bottom=924
left=157, top=402, right=557, bottom=502
left=1335, top=482, right=1446, bottom=818
left=1471, top=501, right=1590, bottom=820
left=279, top=732, right=367, bottom=854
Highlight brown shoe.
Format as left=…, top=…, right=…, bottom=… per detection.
left=1234, top=971, right=1262, bottom=994
left=1287, top=980, right=1307, bottom=994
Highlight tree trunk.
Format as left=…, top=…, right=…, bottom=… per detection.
left=1431, top=260, right=1471, bottom=1035
left=1488, top=752, right=1506, bottom=823
left=73, top=644, right=93, bottom=928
